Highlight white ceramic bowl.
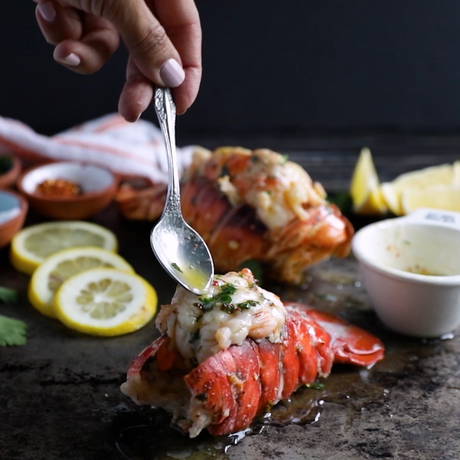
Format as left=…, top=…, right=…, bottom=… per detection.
left=352, top=208, right=460, bottom=338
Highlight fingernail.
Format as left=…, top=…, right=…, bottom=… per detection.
left=59, top=53, right=81, bottom=67
left=38, top=2, right=56, bottom=22
left=160, top=59, right=185, bottom=88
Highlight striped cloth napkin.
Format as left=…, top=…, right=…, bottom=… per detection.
left=0, top=113, right=195, bottom=184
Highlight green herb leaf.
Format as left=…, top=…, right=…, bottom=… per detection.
left=281, top=154, right=289, bottom=165
left=171, top=263, right=183, bottom=273
left=236, top=300, right=258, bottom=310
left=0, top=314, right=27, bottom=347
left=328, top=191, right=353, bottom=214
left=198, top=283, right=238, bottom=313
left=0, top=287, right=18, bottom=304
left=309, top=382, right=325, bottom=390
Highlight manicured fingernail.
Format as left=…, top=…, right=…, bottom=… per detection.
left=160, top=59, right=185, bottom=88
left=59, top=53, right=80, bottom=67
left=38, top=2, right=56, bottom=22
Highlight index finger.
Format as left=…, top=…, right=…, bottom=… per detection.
left=149, top=0, right=202, bottom=112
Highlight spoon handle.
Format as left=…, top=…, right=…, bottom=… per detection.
left=154, top=87, right=180, bottom=216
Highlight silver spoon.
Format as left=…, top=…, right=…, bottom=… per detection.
left=151, top=87, right=214, bottom=295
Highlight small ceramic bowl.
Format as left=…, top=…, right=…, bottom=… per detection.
left=0, top=189, right=28, bottom=248
left=0, top=155, right=22, bottom=189
left=17, top=162, right=118, bottom=220
left=352, top=208, right=460, bottom=338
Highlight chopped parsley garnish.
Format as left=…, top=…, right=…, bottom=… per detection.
left=195, top=282, right=258, bottom=314
left=171, top=263, right=183, bottom=273
left=237, top=300, right=258, bottom=309
left=280, top=154, right=289, bottom=164
left=221, top=299, right=258, bottom=314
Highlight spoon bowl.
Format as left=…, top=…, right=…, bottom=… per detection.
left=151, top=87, right=214, bottom=295
left=151, top=215, right=214, bottom=294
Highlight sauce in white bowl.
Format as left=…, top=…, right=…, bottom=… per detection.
left=352, top=208, right=460, bottom=338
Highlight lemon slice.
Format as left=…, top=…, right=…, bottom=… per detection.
left=350, top=147, right=387, bottom=215
left=29, top=247, right=134, bottom=319
left=381, top=164, right=455, bottom=216
left=401, top=184, right=460, bottom=214
left=54, top=268, right=157, bottom=336
left=10, top=221, right=118, bottom=275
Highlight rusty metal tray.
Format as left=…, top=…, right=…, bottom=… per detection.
left=1, top=202, right=459, bottom=460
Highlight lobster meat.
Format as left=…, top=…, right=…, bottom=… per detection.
left=116, top=147, right=354, bottom=284
left=121, top=269, right=384, bottom=438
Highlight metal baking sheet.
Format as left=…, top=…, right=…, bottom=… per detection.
left=1, top=205, right=459, bottom=460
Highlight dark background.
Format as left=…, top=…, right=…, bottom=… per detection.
left=2, top=1, right=460, bottom=137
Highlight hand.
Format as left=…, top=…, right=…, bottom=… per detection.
left=33, top=0, right=202, bottom=119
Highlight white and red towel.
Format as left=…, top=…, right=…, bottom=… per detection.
left=0, top=113, right=195, bottom=184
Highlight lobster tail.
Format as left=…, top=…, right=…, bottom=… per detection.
left=182, top=147, right=354, bottom=283
left=121, top=297, right=384, bottom=438
left=116, top=147, right=353, bottom=284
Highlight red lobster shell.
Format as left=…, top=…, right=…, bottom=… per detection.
left=116, top=147, right=354, bottom=284
left=121, top=302, right=384, bottom=438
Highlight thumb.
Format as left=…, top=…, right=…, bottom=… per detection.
left=97, top=0, right=185, bottom=88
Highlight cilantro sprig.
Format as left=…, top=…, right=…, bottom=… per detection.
left=0, top=287, right=27, bottom=346
left=0, top=315, right=27, bottom=347
left=0, top=287, right=18, bottom=304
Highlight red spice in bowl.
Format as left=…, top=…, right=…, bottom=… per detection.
left=35, top=178, right=82, bottom=197
left=17, top=162, right=118, bottom=220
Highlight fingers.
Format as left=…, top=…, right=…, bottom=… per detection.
left=172, top=63, right=201, bottom=115
left=106, top=0, right=201, bottom=115
left=35, top=1, right=82, bottom=44
left=35, top=0, right=119, bottom=74
left=152, top=0, right=202, bottom=113
left=118, top=57, right=154, bottom=122
left=53, top=15, right=120, bottom=74
left=107, top=0, right=186, bottom=90
left=33, top=0, right=202, bottom=118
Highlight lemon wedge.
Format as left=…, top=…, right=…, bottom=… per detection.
left=11, top=221, right=118, bottom=275
left=381, top=164, right=455, bottom=216
left=380, top=182, right=401, bottom=215
left=350, top=147, right=387, bottom=215
left=53, top=268, right=157, bottom=336
left=401, top=185, right=460, bottom=214
left=454, top=161, right=460, bottom=184
left=29, top=247, right=134, bottom=318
